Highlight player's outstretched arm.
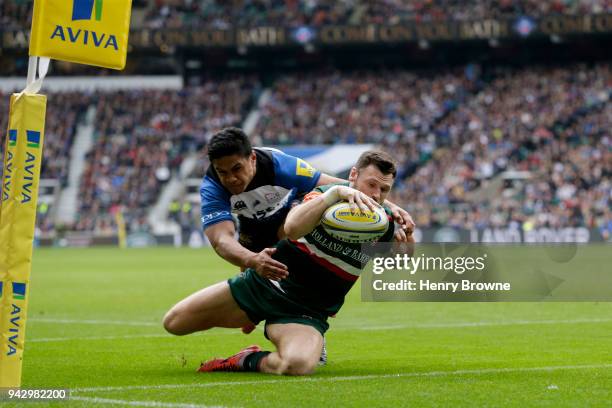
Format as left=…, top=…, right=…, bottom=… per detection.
left=205, top=221, right=257, bottom=268
left=205, top=221, right=288, bottom=280
left=316, top=173, right=345, bottom=186
left=285, top=186, right=379, bottom=240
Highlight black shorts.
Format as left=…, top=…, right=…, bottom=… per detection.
left=228, top=269, right=329, bottom=336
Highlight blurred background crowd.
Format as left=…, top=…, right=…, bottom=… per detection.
left=0, top=0, right=609, bottom=243
left=2, top=0, right=611, bottom=30
left=2, top=64, right=608, bottom=237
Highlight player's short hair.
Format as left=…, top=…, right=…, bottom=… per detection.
left=355, top=150, right=397, bottom=178
left=208, top=127, right=252, bottom=160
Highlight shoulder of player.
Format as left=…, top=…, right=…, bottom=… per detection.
left=315, top=181, right=350, bottom=193
left=265, top=148, right=293, bottom=170
left=255, top=146, right=284, bottom=155
left=253, top=148, right=276, bottom=175
left=200, top=173, right=229, bottom=200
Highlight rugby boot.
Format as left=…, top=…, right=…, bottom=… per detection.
left=198, top=345, right=261, bottom=372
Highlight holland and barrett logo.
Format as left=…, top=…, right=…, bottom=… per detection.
left=50, top=0, right=118, bottom=51
left=72, top=0, right=104, bottom=21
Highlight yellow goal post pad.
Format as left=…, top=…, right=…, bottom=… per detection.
left=0, top=93, right=47, bottom=387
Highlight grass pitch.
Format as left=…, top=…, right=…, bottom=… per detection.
left=10, top=247, right=612, bottom=407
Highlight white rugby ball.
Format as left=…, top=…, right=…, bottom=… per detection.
left=321, top=202, right=389, bottom=243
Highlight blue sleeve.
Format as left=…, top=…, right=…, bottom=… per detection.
left=272, top=151, right=321, bottom=193
left=200, top=176, right=232, bottom=230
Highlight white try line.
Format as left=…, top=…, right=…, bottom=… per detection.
left=29, top=316, right=612, bottom=330
left=349, top=317, right=612, bottom=331
left=74, top=363, right=612, bottom=393
left=29, top=318, right=159, bottom=327
left=70, top=396, right=228, bottom=408
left=26, top=317, right=612, bottom=343
left=30, top=332, right=242, bottom=343
left=30, top=334, right=169, bottom=343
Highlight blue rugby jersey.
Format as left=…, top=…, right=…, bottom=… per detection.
left=200, top=148, right=321, bottom=252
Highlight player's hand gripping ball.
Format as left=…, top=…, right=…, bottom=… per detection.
left=321, top=202, right=389, bottom=243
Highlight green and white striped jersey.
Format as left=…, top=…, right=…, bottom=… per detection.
left=272, top=183, right=395, bottom=315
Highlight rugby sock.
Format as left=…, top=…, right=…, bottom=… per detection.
left=243, top=351, right=271, bottom=372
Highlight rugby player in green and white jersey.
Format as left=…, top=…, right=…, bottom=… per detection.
left=164, top=150, right=414, bottom=375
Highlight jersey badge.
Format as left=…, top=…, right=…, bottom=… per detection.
left=296, top=159, right=315, bottom=178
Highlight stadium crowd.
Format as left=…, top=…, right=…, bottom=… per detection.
left=0, top=0, right=31, bottom=30
left=144, top=0, right=612, bottom=29
left=253, top=68, right=476, bottom=146
left=1, top=0, right=611, bottom=31
left=388, top=64, right=610, bottom=232
left=1, top=64, right=609, bottom=238
left=251, top=64, right=610, bottom=234
left=74, top=77, right=259, bottom=234
left=0, top=91, right=91, bottom=185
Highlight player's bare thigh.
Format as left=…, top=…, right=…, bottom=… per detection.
left=260, top=323, right=323, bottom=375
left=163, top=281, right=253, bottom=335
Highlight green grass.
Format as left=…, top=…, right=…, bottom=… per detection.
left=8, top=247, right=612, bottom=407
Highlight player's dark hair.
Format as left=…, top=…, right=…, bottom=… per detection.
left=355, top=151, right=397, bottom=178
left=207, top=127, right=252, bottom=160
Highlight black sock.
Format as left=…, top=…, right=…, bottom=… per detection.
left=243, top=351, right=271, bottom=372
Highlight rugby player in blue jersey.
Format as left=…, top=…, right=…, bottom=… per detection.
left=164, top=149, right=412, bottom=375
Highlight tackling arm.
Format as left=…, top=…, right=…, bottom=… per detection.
left=205, top=221, right=289, bottom=279
left=204, top=221, right=256, bottom=269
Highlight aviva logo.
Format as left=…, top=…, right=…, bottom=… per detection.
left=12, top=282, right=26, bottom=300
left=72, top=0, right=104, bottom=21
left=8, top=129, right=17, bottom=147
left=49, top=0, right=118, bottom=51
left=27, top=130, right=41, bottom=149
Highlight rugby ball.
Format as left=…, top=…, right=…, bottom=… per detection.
left=321, top=202, right=389, bottom=243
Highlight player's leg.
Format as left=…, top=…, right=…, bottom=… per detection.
left=237, top=266, right=258, bottom=335
left=259, top=323, right=323, bottom=375
left=198, top=322, right=322, bottom=375
left=163, top=281, right=253, bottom=335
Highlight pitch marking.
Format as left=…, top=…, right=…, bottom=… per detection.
left=29, top=318, right=612, bottom=343
left=74, top=363, right=612, bottom=393
left=71, top=396, right=228, bottom=407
